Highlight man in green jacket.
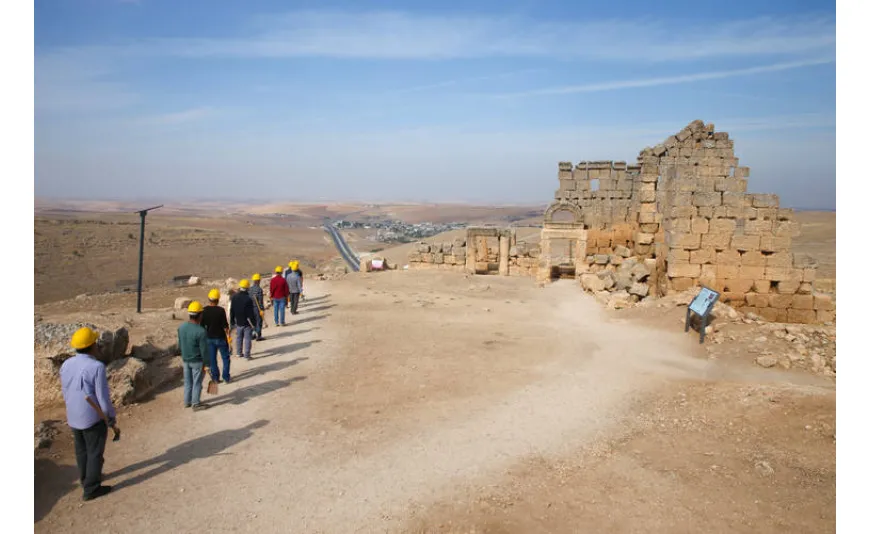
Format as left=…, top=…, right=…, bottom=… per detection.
left=178, top=301, right=210, bottom=411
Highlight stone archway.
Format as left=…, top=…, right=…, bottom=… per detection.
left=538, top=201, right=588, bottom=283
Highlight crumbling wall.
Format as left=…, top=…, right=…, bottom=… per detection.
left=552, top=119, right=833, bottom=324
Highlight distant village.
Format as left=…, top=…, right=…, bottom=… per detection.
left=332, top=219, right=468, bottom=243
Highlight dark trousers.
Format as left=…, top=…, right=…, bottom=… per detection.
left=289, top=293, right=300, bottom=315
left=72, top=421, right=108, bottom=498
left=254, top=313, right=263, bottom=339
left=207, top=338, right=231, bottom=381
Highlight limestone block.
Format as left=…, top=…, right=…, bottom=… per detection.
left=746, top=293, right=769, bottom=308
left=443, top=254, right=456, bottom=265
left=769, top=294, right=794, bottom=309
left=668, top=206, right=697, bottom=219
left=639, top=202, right=657, bottom=214
left=740, top=250, right=766, bottom=267
left=594, top=254, right=610, bottom=265
left=690, top=248, right=715, bottom=264
left=739, top=266, right=765, bottom=280
left=580, top=273, right=607, bottom=292
left=814, top=294, right=835, bottom=311
left=670, top=277, right=696, bottom=291
left=668, top=262, right=701, bottom=278
left=797, top=282, right=814, bottom=295
left=693, top=192, right=722, bottom=207
left=638, top=190, right=656, bottom=202
left=722, top=292, right=746, bottom=306
left=635, top=232, right=655, bottom=245
left=801, top=268, right=817, bottom=283
left=717, top=265, right=739, bottom=279
left=561, top=179, right=577, bottom=191
left=759, top=236, right=791, bottom=253
left=408, top=252, right=422, bottom=262
left=731, top=235, right=760, bottom=252
left=787, top=309, right=817, bottom=324
left=640, top=223, right=659, bottom=233
left=710, top=218, right=736, bottom=234
left=765, top=252, right=794, bottom=268
left=669, top=218, right=692, bottom=233
left=700, top=264, right=717, bottom=280
left=174, top=297, right=193, bottom=310
left=777, top=279, right=801, bottom=294
left=792, top=294, right=814, bottom=310
left=765, top=267, right=796, bottom=281
left=721, top=191, right=744, bottom=207
left=745, top=220, right=773, bottom=236
left=691, top=217, right=710, bottom=234
left=421, top=253, right=434, bottom=263
left=753, top=280, right=771, bottom=294
left=433, top=253, right=444, bottom=264
left=431, top=242, right=443, bottom=253
left=726, top=207, right=746, bottom=219
left=666, top=232, right=701, bottom=250
left=454, top=254, right=467, bottom=264
left=716, top=249, right=741, bottom=265
left=702, top=232, right=731, bottom=250
left=712, top=206, right=729, bottom=219
left=725, top=279, right=754, bottom=294
left=751, top=194, right=778, bottom=208
left=697, top=207, right=714, bottom=218
left=417, top=243, right=431, bottom=253
left=777, top=208, right=795, bottom=221
left=734, top=166, right=751, bottom=178
left=757, top=307, right=778, bottom=322
left=667, top=248, right=690, bottom=263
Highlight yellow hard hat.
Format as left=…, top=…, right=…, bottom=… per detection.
left=289, top=261, right=299, bottom=270
left=252, top=273, right=261, bottom=281
left=70, top=327, right=99, bottom=350
left=239, top=279, right=250, bottom=289
left=207, top=288, right=220, bottom=301
left=188, top=301, right=204, bottom=314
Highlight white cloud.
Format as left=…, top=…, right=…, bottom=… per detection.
left=495, top=58, right=834, bottom=97
left=153, top=10, right=834, bottom=61
left=133, top=107, right=218, bottom=126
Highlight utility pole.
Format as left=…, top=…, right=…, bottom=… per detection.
left=134, top=205, right=163, bottom=313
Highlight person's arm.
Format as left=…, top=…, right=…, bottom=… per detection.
left=94, top=364, right=117, bottom=424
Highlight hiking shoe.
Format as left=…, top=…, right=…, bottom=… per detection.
left=83, top=485, right=112, bottom=501
left=192, top=404, right=209, bottom=411
left=184, top=403, right=191, bottom=408
left=224, top=378, right=232, bottom=384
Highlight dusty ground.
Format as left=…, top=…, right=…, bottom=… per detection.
left=34, top=271, right=835, bottom=533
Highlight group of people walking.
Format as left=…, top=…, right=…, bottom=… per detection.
left=58, top=261, right=305, bottom=501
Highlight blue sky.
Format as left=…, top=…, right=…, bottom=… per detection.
left=34, top=0, right=836, bottom=209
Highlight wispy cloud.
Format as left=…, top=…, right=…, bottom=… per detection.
left=150, top=10, right=834, bottom=61
left=133, top=107, right=218, bottom=126
left=385, top=69, right=543, bottom=96
left=35, top=48, right=138, bottom=113
left=495, top=58, right=834, bottom=98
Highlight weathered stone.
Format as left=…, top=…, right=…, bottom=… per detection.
left=174, top=297, right=193, bottom=310
left=187, top=276, right=201, bottom=286
left=106, top=357, right=149, bottom=406
left=97, top=328, right=129, bottom=364
left=752, top=194, right=779, bottom=208
left=614, top=271, right=634, bottom=291
left=594, top=254, right=610, bottom=265
left=668, top=263, right=701, bottom=278
left=814, top=293, right=835, bottom=311
left=630, top=262, right=652, bottom=282
left=607, top=291, right=633, bottom=309
left=755, top=355, right=778, bottom=368
left=614, top=245, right=631, bottom=258
left=628, top=282, right=649, bottom=297
left=580, top=273, right=607, bottom=292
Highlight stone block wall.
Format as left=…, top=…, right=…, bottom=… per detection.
left=508, top=243, right=541, bottom=277
left=408, top=239, right=467, bottom=271
left=549, top=119, right=833, bottom=324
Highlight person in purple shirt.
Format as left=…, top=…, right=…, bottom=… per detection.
left=60, top=327, right=117, bottom=501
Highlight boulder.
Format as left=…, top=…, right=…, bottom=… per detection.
left=755, top=355, right=778, bottom=368
left=614, top=271, right=634, bottom=291
left=629, top=282, right=650, bottom=298
left=599, top=272, right=615, bottom=290
left=594, top=291, right=611, bottom=305
left=594, top=254, right=610, bottom=265
left=106, top=357, right=149, bottom=406
left=187, top=276, right=201, bottom=286
left=614, top=245, right=632, bottom=258
left=174, top=297, right=193, bottom=310
left=580, top=273, right=607, bottom=292
left=607, top=291, right=633, bottom=309
left=630, top=263, right=652, bottom=282
left=97, top=328, right=129, bottom=364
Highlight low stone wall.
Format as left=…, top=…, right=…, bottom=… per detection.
left=408, top=239, right=468, bottom=270
left=508, top=243, right=541, bottom=277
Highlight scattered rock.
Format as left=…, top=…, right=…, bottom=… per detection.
left=755, top=355, right=778, bottom=368
left=754, top=460, right=774, bottom=477
left=629, top=263, right=651, bottom=282
left=580, top=274, right=607, bottom=292
left=35, top=420, right=60, bottom=450
left=106, top=357, right=149, bottom=406
left=614, top=245, right=631, bottom=258
left=628, top=282, right=649, bottom=298
left=607, top=291, right=633, bottom=309
left=97, top=328, right=129, bottom=364
left=187, top=276, right=201, bottom=286
left=174, top=297, right=193, bottom=310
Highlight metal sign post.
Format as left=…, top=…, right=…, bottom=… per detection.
left=134, top=205, right=163, bottom=313
left=685, top=286, right=720, bottom=344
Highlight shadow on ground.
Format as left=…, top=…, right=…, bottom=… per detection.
left=255, top=340, right=322, bottom=359
left=231, top=357, right=308, bottom=383
left=205, top=377, right=307, bottom=408
left=260, top=326, right=319, bottom=341
left=105, top=420, right=270, bottom=491
left=35, top=457, right=80, bottom=523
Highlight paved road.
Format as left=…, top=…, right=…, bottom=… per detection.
left=324, top=223, right=360, bottom=271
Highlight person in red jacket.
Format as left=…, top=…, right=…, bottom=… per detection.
left=269, top=266, right=290, bottom=327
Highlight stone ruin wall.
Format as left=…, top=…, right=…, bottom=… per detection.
left=409, top=229, right=542, bottom=277
left=557, top=119, right=834, bottom=324
left=408, top=238, right=468, bottom=271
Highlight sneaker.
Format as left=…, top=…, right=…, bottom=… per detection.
left=192, top=404, right=209, bottom=411
left=184, top=403, right=191, bottom=408
left=83, top=485, right=112, bottom=501
left=224, top=378, right=232, bottom=384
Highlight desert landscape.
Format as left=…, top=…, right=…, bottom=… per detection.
left=34, top=190, right=834, bottom=532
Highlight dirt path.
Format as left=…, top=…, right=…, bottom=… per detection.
left=35, top=272, right=834, bottom=532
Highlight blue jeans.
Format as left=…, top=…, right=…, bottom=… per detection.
left=182, top=361, right=204, bottom=406
left=272, top=299, right=286, bottom=326
left=207, top=338, right=231, bottom=382
left=254, top=313, right=263, bottom=339
left=235, top=325, right=253, bottom=359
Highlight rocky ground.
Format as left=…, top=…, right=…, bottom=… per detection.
left=34, top=269, right=834, bottom=532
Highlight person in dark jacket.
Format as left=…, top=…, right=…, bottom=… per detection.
left=201, top=288, right=231, bottom=383
left=248, top=273, right=265, bottom=341
left=269, top=266, right=289, bottom=327
left=229, top=279, right=257, bottom=359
